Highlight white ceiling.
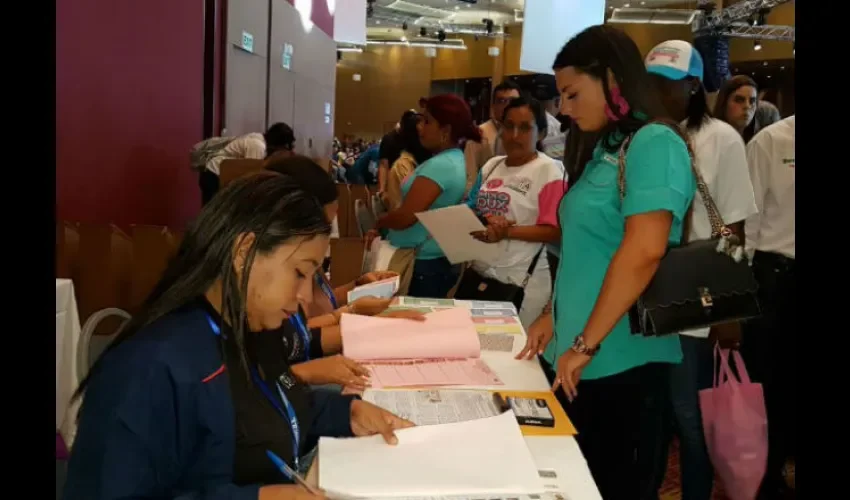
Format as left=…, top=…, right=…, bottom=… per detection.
left=366, top=0, right=698, bottom=37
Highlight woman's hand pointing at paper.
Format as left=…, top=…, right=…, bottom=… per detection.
left=350, top=400, right=415, bottom=445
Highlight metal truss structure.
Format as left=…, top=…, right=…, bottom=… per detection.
left=694, top=0, right=794, bottom=37
left=712, top=22, right=794, bottom=41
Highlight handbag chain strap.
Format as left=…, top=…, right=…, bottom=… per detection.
left=616, top=126, right=731, bottom=239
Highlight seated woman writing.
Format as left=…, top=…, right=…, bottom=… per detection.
left=64, top=173, right=412, bottom=500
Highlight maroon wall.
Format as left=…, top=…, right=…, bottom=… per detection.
left=56, top=0, right=205, bottom=227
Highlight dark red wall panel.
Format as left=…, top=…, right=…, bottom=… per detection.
left=56, top=0, right=205, bottom=227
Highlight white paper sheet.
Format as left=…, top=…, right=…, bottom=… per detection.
left=347, top=275, right=400, bottom=302
left=318, top=410, right=544, bottom=498
left=415, top=205, right=502, bottom=265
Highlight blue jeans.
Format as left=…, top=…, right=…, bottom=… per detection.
left=639, top=335, right=715, bottom=500
left=407, top=257, right=460, bottom=299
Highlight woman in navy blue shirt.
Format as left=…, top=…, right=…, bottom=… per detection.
left=64, top=173, right=412, bottom=500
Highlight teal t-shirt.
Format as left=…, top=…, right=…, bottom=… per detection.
left=387, top=148, right=467, bottom=260
left=543, top=124, right=696, bottom=380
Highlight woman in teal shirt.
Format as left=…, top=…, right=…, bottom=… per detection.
left=515, top=26, right=696, bottom=499
left=373, top=94, right=482, bottom=298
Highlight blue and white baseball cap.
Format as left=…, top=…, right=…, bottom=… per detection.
left=645, top=40, right=704, bottom=81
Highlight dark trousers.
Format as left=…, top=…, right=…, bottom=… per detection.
left=199, top=170, right=220, bottom=206
left=407, top=257, right=460, bottom=299
left=639, top=336, right=715, bottom=500
left=542, top=360, right=670, bottom=500
left=741, top=251, right=796, bottom=498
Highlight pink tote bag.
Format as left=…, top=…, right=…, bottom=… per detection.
left=699, top=346, right=768, bottom=500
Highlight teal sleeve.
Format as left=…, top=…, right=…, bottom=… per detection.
left=621, top=124, right=695, bottom=222
left=466, top=170, right=483, bottom=210
left=416, top=157, right=450, bottom=191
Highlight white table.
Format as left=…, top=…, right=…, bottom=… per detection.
left=56, top=279, right=82, bottom=445
left=319, top=299, right=602, bottom=500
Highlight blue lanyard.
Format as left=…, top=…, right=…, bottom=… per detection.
left=315, top=272, right=338, bottom=310
left=288, top=312, right=311, bottom=362
left=205, top=314, right=301, bottom=473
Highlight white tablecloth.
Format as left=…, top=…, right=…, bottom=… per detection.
left=56, top=279, right=81, bottom=442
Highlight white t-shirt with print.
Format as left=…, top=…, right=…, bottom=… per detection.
left=471, top=153, right=567, bottom=285
left=681, top=118, right=759, bottom=338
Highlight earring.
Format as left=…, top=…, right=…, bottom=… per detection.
left=604, top=86, right=631, bottom=122
left=690, top=88, right=699, bottom=95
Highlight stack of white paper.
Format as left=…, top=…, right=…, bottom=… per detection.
left=318, top=411, right=544, bottom=497
left=415, top=205, right=502, bottom=265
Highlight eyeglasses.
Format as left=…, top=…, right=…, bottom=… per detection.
left=502, top=122, right=535, bottom=134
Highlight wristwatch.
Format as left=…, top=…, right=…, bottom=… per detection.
left=570, top=335, right=600, bottom=356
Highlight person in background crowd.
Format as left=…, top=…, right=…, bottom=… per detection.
left=197, top=122, right=296, bottom=205
left=378, top=110, right=418, bottom=193
left=385, top=111, right=433, bottom=210
left=742, top=115, right=796, bottom=500
left=639, top=40, right=759, bottom=500
left=346, top=143, right=380, bottom=185
left=713, top=75, right=759, bottom=143
left=531, top=74, right=569, bottom=162
left=518, top=26, right=696, bottom=500
left=464, top=80, right=522, bottom=195
left=465, top=95, right=566, bottom=327
left=370, top=94, right=482, bottom=298
left=64, top=173, right=412, bottom=500
left=754, top=90, right=782, bottom=133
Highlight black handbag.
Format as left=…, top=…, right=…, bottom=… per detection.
left=618, top=131, right=762, bottom=337
left=454, top=246, right=545, bottom=311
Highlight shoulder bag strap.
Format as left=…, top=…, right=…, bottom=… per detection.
left=616, top=123, right=730, bottom=239
left=520, top=245, right=546, bottom=288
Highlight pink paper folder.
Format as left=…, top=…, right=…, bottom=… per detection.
left=341, top=308, right=482, bottom=360
left=340, top=308, right=503, bottom=388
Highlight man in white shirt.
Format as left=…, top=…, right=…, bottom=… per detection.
left=641, top=40, right=759, bottom=500
left=198, top=122, right=296, bottom=204
left=742, top=115, right=795, bottom=499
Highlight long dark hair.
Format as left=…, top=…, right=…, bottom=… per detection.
left=265, top=155, right=338, bottom=205
left=399, top=111, right=431, bottom=165
left=552, top=25, right=672, bottom=181
left=713, top=75, right=758, bottom=142
left=73, top=172, right=331, bottom=399
left=685, top=79, right=711, bottom=131
left=502, top=94, right=549, bottom=152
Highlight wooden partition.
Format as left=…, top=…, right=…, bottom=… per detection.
left=128, top=225, right=180, bottom=312
left=329, top=237, right=365, bottom=288
left=219, top=159, right=266, bottom=189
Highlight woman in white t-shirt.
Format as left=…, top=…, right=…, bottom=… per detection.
left=640, top=40, right=759, bottom=500
left=465, top=95, right=567, bottom=327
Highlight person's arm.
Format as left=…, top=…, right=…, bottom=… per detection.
left=744, top=137, right=772, bottom=257
left=503, top=174, right=567, bottom=243
left=308, top=390, right=357, bottom=439
left=376, top=177, right=442, bottom=230
left=320, top=326, right=343, bottom=355
left=713, top=128, right=758, bottom=242
left=581, top=126, right=694, bottom=349
left=378, top=158, right=390, bottom=192
left=466, top=170, right=483, bottom=210
left=505, top=225, right=561, bottom=243
left=65, top=363, right=262, bottom=500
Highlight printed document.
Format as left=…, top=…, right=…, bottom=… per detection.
left=363, top=389, right=501, bottom=425
left=319, top=411, right=544, bottom=497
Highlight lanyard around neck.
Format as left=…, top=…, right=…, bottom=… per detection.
left=315, top=272, right=338, bottom=310
left=204, top=313, right=301, bottom=471
left=287, top=312, right=311, bottom=362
